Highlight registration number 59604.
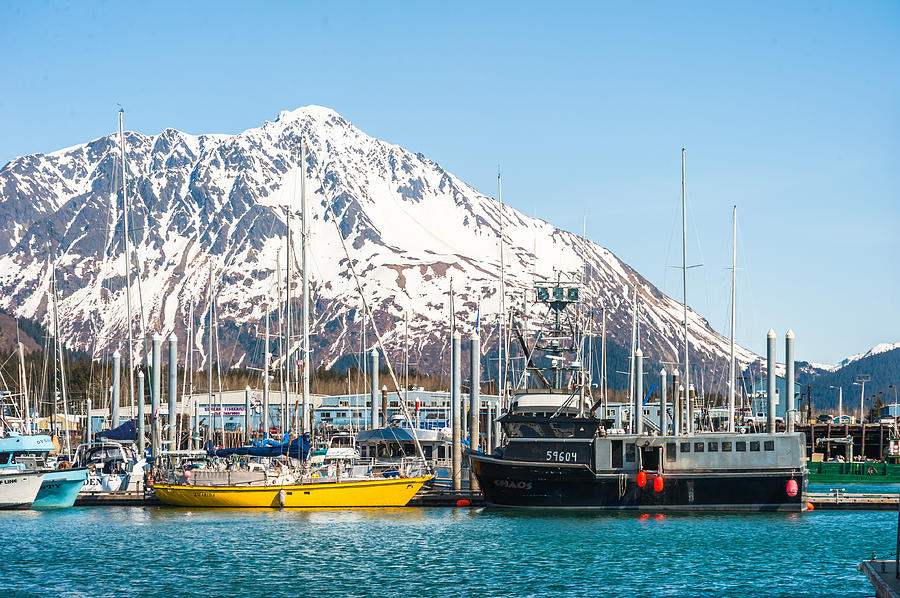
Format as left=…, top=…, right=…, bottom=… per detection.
left=546, top=450, right=577, bottom=462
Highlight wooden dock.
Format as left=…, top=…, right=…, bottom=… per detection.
left=808, top=491, right=899, bottom=510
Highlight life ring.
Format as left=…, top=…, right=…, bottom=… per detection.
left=57, top=461, right=72, bottom=470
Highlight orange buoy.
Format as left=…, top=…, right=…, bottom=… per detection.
left=456, top=499, right=471, bottom=507
left=653, top=476, right=664, bottom=492
left=636, top=471, right=647, bottom=487
left=807, top=502, right=815, bottom=511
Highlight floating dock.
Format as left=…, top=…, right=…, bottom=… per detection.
left=808, top=491, right=899, bottom=510
left=75, top=491, right=161, bottom=506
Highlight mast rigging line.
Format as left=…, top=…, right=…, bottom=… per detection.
left=304, top=134, right=430, bottom=472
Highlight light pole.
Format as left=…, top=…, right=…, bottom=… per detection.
left=829, top=385, right=842, bottom=421
left=856, top=374, right=870, bottom=424
left=890, top=385, right=898, bottom=419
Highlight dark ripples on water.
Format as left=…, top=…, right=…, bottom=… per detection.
left=2, top=506, right=892, bottom=597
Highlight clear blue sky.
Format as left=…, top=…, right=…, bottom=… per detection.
left=2, top=1, right=897, bottom=365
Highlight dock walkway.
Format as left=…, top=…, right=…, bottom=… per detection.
left=859, top=560, right=900, bottom=598
left=808, top=491, right=899, bottom=510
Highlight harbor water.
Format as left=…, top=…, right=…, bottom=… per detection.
left=2, top=506, right=895, bottom=597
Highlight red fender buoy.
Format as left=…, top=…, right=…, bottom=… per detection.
left=456, top=499, right=471, bottom=507
left=653, top=476, right=664, bottom=492
left=636, top=471, right=647, bottom=487
left=786, top=479, right=799, bottom=497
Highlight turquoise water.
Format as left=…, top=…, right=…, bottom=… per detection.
left=2, top=506, right=895, bottom=597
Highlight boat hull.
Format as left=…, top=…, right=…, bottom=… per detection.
left=33, top=468, right=89, bottom=508
left=471, top=454, right=804, bottom=512
left=0, top=471, right=45, bottom=509
left=154, top=476, right=432, bottom=508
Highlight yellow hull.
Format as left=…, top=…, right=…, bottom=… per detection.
left=153, top=476, right=432, bottom=508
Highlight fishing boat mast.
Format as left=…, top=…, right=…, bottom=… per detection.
left=497, top=170, right=506, bottom=413
left=728, top=205, right=737, bottom=432
left=207, top=264, right=214, bottom=441
left=681, top=148, right=692, bottom=434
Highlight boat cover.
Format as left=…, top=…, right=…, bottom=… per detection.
left=96, top=420, right=137, bottom=441
left=208, top=434, right=310, bottom=460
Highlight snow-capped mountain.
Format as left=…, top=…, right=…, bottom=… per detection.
left=0, top=105, right=758, bottom=385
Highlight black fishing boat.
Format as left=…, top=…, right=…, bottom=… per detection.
left=470, top=273, right=807, bottom=511
left=470, top=404, right=806, bottom=511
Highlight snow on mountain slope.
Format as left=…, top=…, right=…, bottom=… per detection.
left=835, top=343, right=900, bottom=370
left=0, top=105, right=759, bottom=385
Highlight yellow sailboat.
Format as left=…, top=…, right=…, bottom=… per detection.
left=154, top=475, right=431, bottom=508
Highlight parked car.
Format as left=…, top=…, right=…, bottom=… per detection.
left=816, top=414, right=834, bottom=423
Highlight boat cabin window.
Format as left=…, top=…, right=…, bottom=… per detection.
left=764, top=440, right=775, bottom=451
left=642, top=446, right=660, bottom=470
left=666, top=443, right=676, bottom=462
left=750, top=441, right=760, bottom=452
left=438, top=446, right=446, bottom=459
left=694, top=442, right=704, bottom=453
left=736, top=441, right=747, bottom=452
left=0, top=453, right=9, bottom=465
left=708, top=442, right=718, bottom=452
left=625, top=443, right=636, bottom=463
left=680, top=442, right=690, bottom=453
left=423, top=446, right=433, bottom=459
left=722, top=441, right=732, bottom=452
left=611, top=440, right=623, bottom=468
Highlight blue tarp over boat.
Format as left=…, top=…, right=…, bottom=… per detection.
left=207, top=434, right=310, bottom=460
left=96, top=419, right=137, bottom=442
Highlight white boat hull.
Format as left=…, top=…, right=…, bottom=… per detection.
left=0, top=471, right=45, bottom=509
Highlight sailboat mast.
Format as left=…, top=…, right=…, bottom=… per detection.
left=404, top=311, right=409, bottom=419
left=276, top=253, right=286, bottom=433
left=300, top=139, right=310, bottom=436
left=207, top=264, right=214, bottom=439
left=118, top=109, right=135, bottom=426
left=18, top=341, right=29, bottom=434
left=263, top=299, right=270, bottom=438
left=728, top=205, right=737, bottom=432
left=285, top=208, right=292, bottom=432
left=681, top=148, right=692, bottom=434
left=52, top=267, right=71, bottom=456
